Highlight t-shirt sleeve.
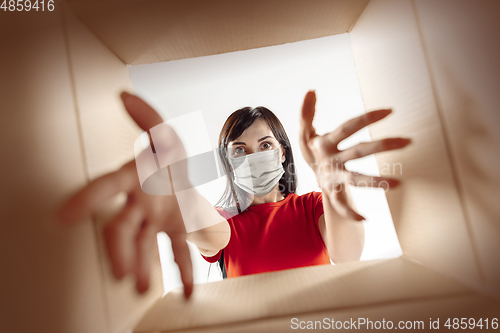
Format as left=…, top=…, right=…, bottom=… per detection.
left=200, top=249, right=222, bottom=263
left=199, top=206, right=229, bottom=263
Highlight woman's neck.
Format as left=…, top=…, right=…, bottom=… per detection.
left=249, top=183, right=285, bottom=206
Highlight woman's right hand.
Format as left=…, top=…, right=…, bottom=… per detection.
left=57, top=92, right=193, bottom=298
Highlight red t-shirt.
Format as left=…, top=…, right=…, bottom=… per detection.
left=200, top=191, right=331, bottom=278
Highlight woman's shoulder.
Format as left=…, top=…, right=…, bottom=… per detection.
left=292, top=191, right=322, bottom=200
left=290, top=191, right=323, bottom=207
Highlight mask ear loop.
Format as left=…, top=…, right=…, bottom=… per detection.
left=231, top=182, right=242, bottom=214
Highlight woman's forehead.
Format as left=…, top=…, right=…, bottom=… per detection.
left=230, top=118, right=276, bottom=143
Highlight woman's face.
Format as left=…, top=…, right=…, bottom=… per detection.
left=227, top=118, right=286, bottom=163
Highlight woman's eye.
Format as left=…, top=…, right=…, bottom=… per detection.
left=234, top=147, right=245, bottom=155
left=262, top=142, right=272, bottom=149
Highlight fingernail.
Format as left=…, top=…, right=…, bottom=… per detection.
left=184, top=285, right=193, bottom=299
left=137, top=280, right=149, bottom=294
left=56, top=209, right=71, bottom=225
left=398, top=138, right=412, bottom=147
left=120, top=91, right=132, bottom=102
left=388, top=179, right=400, bottom=187
left=56, top=209, right=65, bottom=224
left=369, top=109, right=391, bottom=120
left=113, top=266, right=125, bottom=280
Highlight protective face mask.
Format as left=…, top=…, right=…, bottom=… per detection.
left=228, top=147, right=285, bottom=197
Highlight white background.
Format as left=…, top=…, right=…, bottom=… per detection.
left=129, top=34, right=402, bottom=295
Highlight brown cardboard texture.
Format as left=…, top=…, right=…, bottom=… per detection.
left=1, top=0, right=499, bottom=332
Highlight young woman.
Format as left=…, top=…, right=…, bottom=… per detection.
left=57, top=91, right=411, bottom=299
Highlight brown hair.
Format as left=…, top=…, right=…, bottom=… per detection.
left=213, top=106, right=298, bottom=279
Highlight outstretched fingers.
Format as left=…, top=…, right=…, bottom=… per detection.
left=336, top=138, right=412, bottom=163
left=299, top=91, right=319, bottom=165
left=103, top=203, right=145, bottom=279
left=324, top=109, right=392, bottom=147
left=347, top=173, right=400, bottom=190
left=121, top=92, right=164, bottom=132
left=57, top=162, right=137, bottom=226
left=301, top=90, right=317, bottom=133
left=325, top=184, right=364, bottom=221
left=134, top=221, right=157, bottom=294
left=170, top=233, right=194, bottom=299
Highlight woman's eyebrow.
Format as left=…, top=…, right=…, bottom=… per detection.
left=231, top=136, right=273, bottom=146
left=258, top=136, right=273, bottom=142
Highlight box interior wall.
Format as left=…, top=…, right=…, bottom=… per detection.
left=1, top=0, right=499, bottom=332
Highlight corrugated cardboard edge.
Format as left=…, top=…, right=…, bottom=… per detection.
left=0, top=7, right=109, bottom=333
left=133, top=257, right=481, bottom=332
left=156, top=293, right=500, bottom=332
left=411, top=0, right=500, bottom=299
left=349, top=0, right=485, bottom=293
left=62, top=4, right=165, bottom=332
left=66, top=0, right=370, bottom=66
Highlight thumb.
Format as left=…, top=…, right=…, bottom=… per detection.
left=299, top=91, right=318, bottom=166
left=301, top=90, right=317, bottom=134
left=121, top=92, right=164, bottom=132
left=301, top=90, right=316, bottom=127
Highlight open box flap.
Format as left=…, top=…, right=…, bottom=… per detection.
left=66, top=0, right=369, bottom=66
left=134, top=257, right=472, bottom=332
left=62, top=4, right=165, bottom=332
left=0, top=9, right=110, bottom=332
left=412, top=0, right=500, bottom=298
left=177, top=293, right=500, bottom=333
left=2, top=1, right=499, bottom=332
left=350, top=0, right=500, bottom=296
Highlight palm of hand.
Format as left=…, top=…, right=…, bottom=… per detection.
left=58, top=93, right=193, bottom=297
left=300, top=91, right=411, bottom=221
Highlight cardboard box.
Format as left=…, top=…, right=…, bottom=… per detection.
left=1, top=0, right=499, bottom=332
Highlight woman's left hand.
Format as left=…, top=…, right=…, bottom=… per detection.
left=299, top=91, right=412, bottom=221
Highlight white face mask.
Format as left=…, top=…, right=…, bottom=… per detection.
left=228, top=147, right=285, bottom=197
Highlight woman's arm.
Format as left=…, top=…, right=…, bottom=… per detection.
left=183, top=188, right=231, bottom=255
left=300, top=91, right=410, bottom=262
left=57, top=93, right=229, bottom=297
left=318, top=187, right=364, bottom=263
